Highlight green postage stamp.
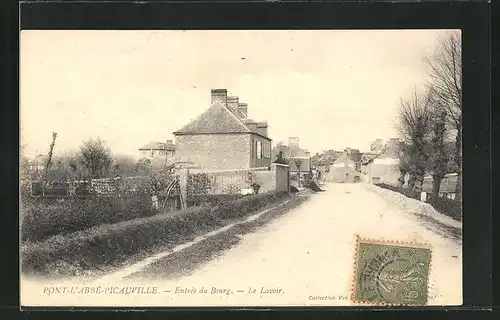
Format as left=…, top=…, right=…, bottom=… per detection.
left=352, top=237, right=432, bottom=306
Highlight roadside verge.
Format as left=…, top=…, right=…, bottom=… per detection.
left=21, top=190, right=312, bottom=280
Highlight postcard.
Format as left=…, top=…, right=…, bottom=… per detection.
left=20, top=29, right=462, bottom=307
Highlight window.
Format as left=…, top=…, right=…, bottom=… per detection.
left=256, top=141, right=262, bottom=159
left=262, top=142, right=271, bottom=159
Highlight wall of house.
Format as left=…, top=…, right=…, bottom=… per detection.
left=288, top=157, right=311, bottom=172
left=325, top=166, right=361, bottom=183
left=175, top=134, right=251, bottom=169
left=250, top=134, right=272, bottom=168
left=369, top=163, right=400, bottom=185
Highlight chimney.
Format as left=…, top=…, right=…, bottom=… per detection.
left=227, top=96, right=239, bottom=113
left=238, top=103, right=248, bottom=118
left=288, top=137, right=299, bottom=149
left=166, top=140, right=173, bottom=145
left=211, top=89, right=228, bottom=106
left=256, top=121, right=268, bottom=137
left=244, top=119, right=257, bottom=131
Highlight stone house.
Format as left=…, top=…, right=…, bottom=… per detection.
left=422, top=173, right=458, bottom=199
left=325, top=149, right=361, bottom=183
left=138, top=141, right=176, bottom=167
left=173, top=89, right=272, bottom=170
left=362, top=138, right=402, bottom=185
left=273, top=137, right=311, bottom=176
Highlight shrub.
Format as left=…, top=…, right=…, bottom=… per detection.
left=20, top=194, right=154, bottom=243
left=375, top=183, right=420, bottom=200
left=21, top=191, right=289, bottom=275
left=187, top=194, right=243, bottom=208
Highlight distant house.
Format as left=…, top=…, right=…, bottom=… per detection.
left=422, top=173, right=458, bottom=199
left=173, top=89, right=272, bottom=170
left=362, top=138, right=401, bottom=185
left=138, top=140, right=176, bottom=167
left=360, top=152, right=380, bottom=182
left=312, top=150, right=342, bottom=182
left=273, top=137, right=311, bottom=176
left=29, top=154, right=47, bottom=173
left=325, top=149, right=361, bottom=183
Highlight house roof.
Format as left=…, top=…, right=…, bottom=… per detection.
left=139, top=141, right=175, bottom=151
left=273, top=144, right=310, bottom=159
left=371, top=139, right=401, bottom=161
left=333, top=152, right=356, bottom=165
left=174, top=104, right=270, bottom=140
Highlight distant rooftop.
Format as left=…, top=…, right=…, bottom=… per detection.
left=139, top=141, right=175, bottom=151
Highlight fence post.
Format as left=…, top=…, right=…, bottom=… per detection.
left=178, top=169, right=188, bottom=209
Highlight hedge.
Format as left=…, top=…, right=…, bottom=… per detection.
left=375, top=183, right=421, bottom=200
left=21, top=191, right=289, bottom=275
left=21, top=194, right=154, bottom=243
left=426, top=194, right=462, bottom=221
left=186, top=194, right=244, bottom=208
left=375, top=183, right=461, bottom=221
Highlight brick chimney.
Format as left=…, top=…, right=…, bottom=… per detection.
left=211, top=89, right=228, bottom=106
left=238, top=103, right=248, bottom=118
left=256, top=121, right=268, bottom=137
left=288, top=137, right=299, bottom=149
left=227, top=96, right=239, bottom=113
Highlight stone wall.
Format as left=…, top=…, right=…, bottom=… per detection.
left=175, top=134, right=251, bottom=170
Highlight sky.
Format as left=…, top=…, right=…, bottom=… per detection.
left=20, top=29, right=458, bottom=159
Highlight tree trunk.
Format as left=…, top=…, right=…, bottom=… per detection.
left=397, top=171, right=406, bottom=188
left=414, top=175, right=424, bottom=193
left=454, top=123, right=462, bottom=201
left=407, top=173, right=416, bottom=190
left=432, top=175, right=443, bottom=197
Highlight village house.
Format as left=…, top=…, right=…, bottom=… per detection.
left=172, top=89, right=272, bottom=170
left=324, top=148, right=361, bottom=183
left=361, top=138, right=401, bottom=185
left=273, top=137, right=311, bottom=181
left=311, top=150, right=342, bottom=182
left=138, top=140, right=176, bottom=167
left=422, top=173, right=458, bottom=199
left=29, top=154, right=47, bottom=173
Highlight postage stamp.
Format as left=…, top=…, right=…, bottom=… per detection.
left=352, top=237, right=432, bottom=306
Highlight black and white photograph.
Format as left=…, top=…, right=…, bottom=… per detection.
left=20, top=29, right=462, bottom=307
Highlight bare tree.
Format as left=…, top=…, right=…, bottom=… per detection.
left=396, top=88, right=433, bottom=192
left=429, top=110, right=449, bottom=197
left=425, top=31, right=462, bottom=200
left=397, top=141, right=411, bottom=188
left=78, top=138, right=113, bottom=179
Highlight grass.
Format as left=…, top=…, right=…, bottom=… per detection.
left=21, top=191, right=291, bottom=277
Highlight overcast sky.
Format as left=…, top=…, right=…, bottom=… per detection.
left=20, top=29, right=457, bottom=159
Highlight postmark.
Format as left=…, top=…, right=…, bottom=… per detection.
left=352, top=237, right=432, bottom=306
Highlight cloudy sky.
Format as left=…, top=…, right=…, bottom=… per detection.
left=20, top=29, right=457, bottom=158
